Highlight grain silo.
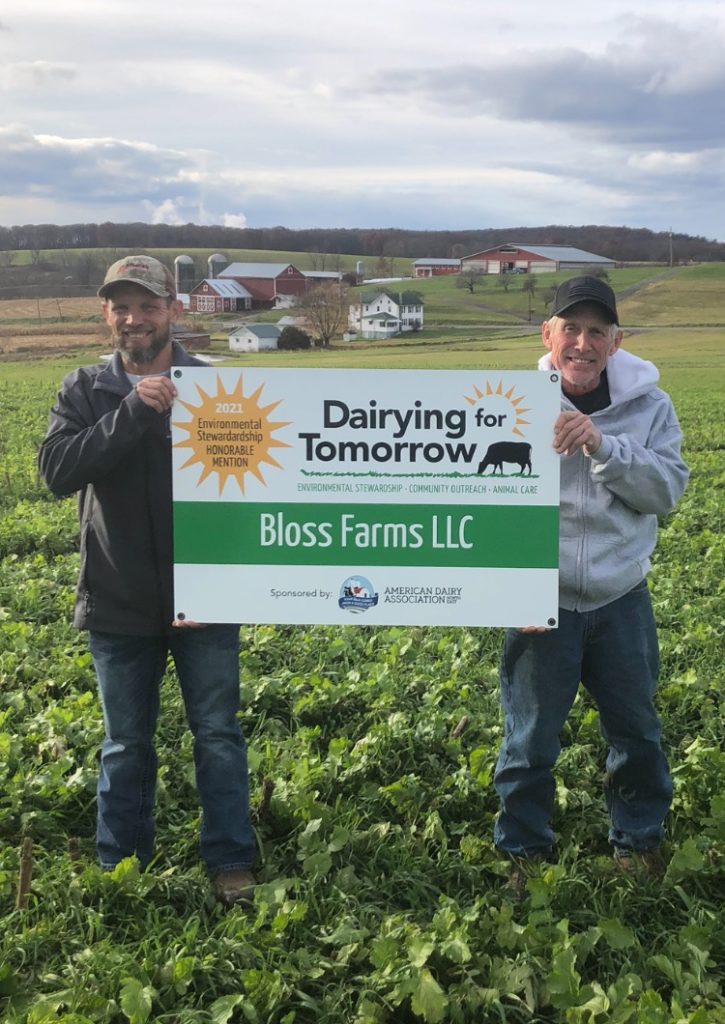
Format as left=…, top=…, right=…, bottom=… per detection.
left=208, top=253, right=229, bottom=278
left=174, top=254, right=195, bottom=295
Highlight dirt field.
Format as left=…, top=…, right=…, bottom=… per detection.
left=0, top=306, right=102, bottom=360
left=0, top=296, right=101, bottom=322
left=0, top=334, right=107, bottom=358
left=0, top=294, right=227, bottom=361
left=0, top=296, right=107, bottom=357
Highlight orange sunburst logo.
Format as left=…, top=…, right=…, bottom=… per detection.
left=463, top=379, right=531, bottom=438
left=173, top=374, right=291, bottom=495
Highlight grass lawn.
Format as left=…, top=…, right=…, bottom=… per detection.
left=619, top=262, right=725, bottom=325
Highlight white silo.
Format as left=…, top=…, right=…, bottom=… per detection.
left=174, top=254, right=195, bottom=295
left=208, top=253, right=229, bottom=278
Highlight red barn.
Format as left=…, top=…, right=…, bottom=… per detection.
left=218, top=262, right=308, bottom=308
left=461, top=243, right=615, bottom=275
left=188, top=278, right=252, bottom=314
left=413, top=258, right=461, bottom=277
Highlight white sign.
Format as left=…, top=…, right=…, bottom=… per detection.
left=172, top=368, right=561, bottom=626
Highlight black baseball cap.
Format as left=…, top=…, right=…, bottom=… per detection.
left=550, top=275, right=619, bottom=324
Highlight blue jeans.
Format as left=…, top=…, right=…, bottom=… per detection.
left=494, top=583, right=672, bottom=855
left=88, top=625, right=255, bottom=875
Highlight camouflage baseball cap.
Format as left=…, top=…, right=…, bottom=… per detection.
left=98, top=255, right=177, bottom=299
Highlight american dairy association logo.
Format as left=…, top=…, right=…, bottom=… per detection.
left=338, top=575, right=378, bottom=614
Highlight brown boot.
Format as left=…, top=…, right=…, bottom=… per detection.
left=213, top=868, right=257, bottom=907
left=613, top=847, right=666, bottom=880
left=504, top=854, right=545, bottom=901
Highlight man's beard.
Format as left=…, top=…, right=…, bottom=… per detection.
left=115, top=327, right=171, bottom=366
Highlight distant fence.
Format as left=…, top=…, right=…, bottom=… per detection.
left=0, top=284, right=99, bottom=300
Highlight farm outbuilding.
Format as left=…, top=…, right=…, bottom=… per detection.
left=218, top=262, right=308, bottom=309
left=413, top=258, right=461, bottom=278
left=461, top=244, right=615, bottom=275
left=228, top=323, right=281, bottom=353
left=303, top=270, right=344, bottom=284
left=188, top=278, right=253, bottom=314
left=172, top=324, right=211, bottom=351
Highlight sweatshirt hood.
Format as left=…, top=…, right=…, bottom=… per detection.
left=538, top=347, right=660, bottom=406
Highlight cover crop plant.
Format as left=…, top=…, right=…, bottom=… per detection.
left=0, top=359, right=722, bottom=1023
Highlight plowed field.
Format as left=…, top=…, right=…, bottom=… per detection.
left=0, top=296, right=99, bottom=321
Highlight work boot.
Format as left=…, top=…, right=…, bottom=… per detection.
left=503, top=853, right=545, bottom=902
left=613, top=846, right=666, bottom=880
left=213, top=868, right=257, bottom=907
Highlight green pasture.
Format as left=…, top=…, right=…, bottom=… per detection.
left=365, top=266, right=672, bottom=327
left=2, top=257, right=724, bottom=347
left=0, top=302, right=724, bottom=1022
left=191, top=261, right=723, bottom=329
left=3, top=324, right=723, bottom=386
left=379, top=264, right=725, bottom=329
left=5, top=246, right=373, bottom=275
left=619, top=263, right=725, bottom=325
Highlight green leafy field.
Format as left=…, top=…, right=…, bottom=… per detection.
left=0, top=332, right=723, bottom=1022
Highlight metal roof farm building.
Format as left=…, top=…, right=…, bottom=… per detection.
left=188, top=278, right=253, bottom=313
left=461, top=244, right=615, bottom=275
left=228, top=323, right=282, bottom=353
left=413, top=258, right=461, bottom=277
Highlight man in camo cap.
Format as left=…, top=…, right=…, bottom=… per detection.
left=39, top=255, right=256, bottom=906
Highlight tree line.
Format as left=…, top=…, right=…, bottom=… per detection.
left=1, top=221, right=723, bottom=264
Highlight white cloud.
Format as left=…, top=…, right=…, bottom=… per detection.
left=2, top=60, right=76, bottom=88
left=0, top=2, right=723, bottom=238
left=146, top=199, right=185, bottom=226
left=629, top=151, right=707, bottom=173
left=222, top=213, right=248, bottom=228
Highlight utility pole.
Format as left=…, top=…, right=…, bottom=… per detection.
left=669, top=228, right=673, bottom=268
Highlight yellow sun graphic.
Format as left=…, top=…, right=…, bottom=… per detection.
left=173, top=374, right=291, bottom=495
left=463, top=379, right=531, bottom=438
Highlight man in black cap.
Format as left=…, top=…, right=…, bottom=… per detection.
left=493, top=275, right=689, bottom=893
left=39, top=256, right=256, bottom=906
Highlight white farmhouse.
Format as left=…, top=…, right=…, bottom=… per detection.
left=349, top=290, right=424, bottom=340
left=228, top=323, right=281, bottom=353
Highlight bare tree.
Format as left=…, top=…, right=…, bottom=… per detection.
left=541, top=285, right=557, bottom=314
left=372, top=255, right=397, bottom=278
left=309, top=249, right=327, bottom=271
left=72, top=252, right=105, bottom=287
left=521, top=275, right=537, bottom=320
left=456, top=269, right=480, bottom=293
left=297, top=282, right=349, bottom=348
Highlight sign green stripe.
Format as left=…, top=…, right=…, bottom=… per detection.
left=174, top=502, right=558, bottom=568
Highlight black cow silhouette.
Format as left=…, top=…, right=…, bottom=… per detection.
left=477, top=441, right=532, bottom=476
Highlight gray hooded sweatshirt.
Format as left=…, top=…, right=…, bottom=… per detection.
left=538, top=347, right=689, bottom=612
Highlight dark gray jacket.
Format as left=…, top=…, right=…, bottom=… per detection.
left=39, top=342, right=206, bottom=635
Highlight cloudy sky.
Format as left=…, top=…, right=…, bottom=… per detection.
left=2, top=0, right=724, bottom=238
